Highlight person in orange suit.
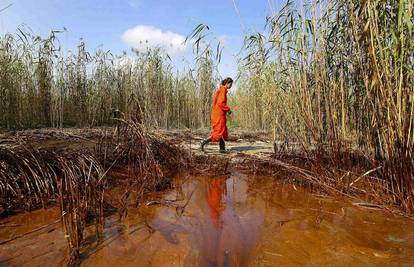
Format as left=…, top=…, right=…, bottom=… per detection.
left=200, top=77, right=233, bottom=153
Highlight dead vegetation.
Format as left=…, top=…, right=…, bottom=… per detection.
left=232, top=144, right=414, bottom=218
left=0, top=142, right=105, bottom=266
left=0, top=121, right=187, bottom=266
left=1, top=124, right=414, bottom=265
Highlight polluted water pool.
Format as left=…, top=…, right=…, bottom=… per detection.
left=1, top=172, right=414, bottom=266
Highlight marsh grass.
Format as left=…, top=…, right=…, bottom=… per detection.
left=233, top=0, right=413, bottom=211
left=0, top=27, right=219, bottom=130
left=0, top=0, right=413, bottom=224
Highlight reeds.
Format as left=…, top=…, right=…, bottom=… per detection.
left=99, top=119, right=186, bottom=201
left=0, top=122, right=187, bottom=265
left=234, top=0, right=413, bottom=211
left=0, top=144, right=100, bottom=212
left=0, top=141, right=105, bottom=265
left=1, top=0, right=412, bottom=212
left=0, top=28, right=218, bottom=130
left=57, top=153, right=104, bottom=266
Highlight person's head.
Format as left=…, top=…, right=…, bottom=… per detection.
left=221, top=77, right=233, bottom=90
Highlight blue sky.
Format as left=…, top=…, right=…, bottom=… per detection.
left=0, top=0, right=285, bottom=77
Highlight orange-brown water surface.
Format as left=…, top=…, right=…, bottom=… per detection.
left=1, top=172, right=413, bottom=266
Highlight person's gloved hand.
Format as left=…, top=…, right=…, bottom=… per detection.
left=227, top=110, right=232, bottom=115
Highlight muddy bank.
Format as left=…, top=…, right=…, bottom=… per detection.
left=1, top=171, right=414, bottom=266
left=0, top=123, right=189, bottom=265
left=1, top=126, right=413, bottom=266
left=180, top=134, right=414, bottom=218
left=1, top=126, right=412, bottom=217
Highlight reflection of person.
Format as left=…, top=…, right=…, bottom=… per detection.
left=200, top=78, right=233, bottom=153
left=207, top=177, right=226, bottom=227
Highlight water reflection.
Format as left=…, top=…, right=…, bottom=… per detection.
left=207, top=176, right=226, bottom=228
left=197, top=176, right=263, bottom=267
left=2, top=173, right=414, bottom=267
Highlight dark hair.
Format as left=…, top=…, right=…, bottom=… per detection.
left=221, top=77, right=233, bottom=86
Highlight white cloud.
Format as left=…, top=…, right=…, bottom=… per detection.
left=121, top=25, right=186, bottom=55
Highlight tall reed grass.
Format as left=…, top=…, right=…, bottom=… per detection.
left=1, top=1, right=413, bottom=209
left=233, top=0, right=413, bottom=210
left=0, top=28, right=217, bottom=130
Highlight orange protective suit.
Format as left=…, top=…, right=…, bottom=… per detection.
left=210, top=85, right=231, bottom=142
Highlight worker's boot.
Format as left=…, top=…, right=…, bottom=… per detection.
left=219, top=138, right=226, bottom=153
left=200, top=137, right=211, bottom=152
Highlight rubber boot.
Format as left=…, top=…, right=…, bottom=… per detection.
left=219, top=137, right=226, bottom=153
left=200, top=137, right=211, bottom=152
